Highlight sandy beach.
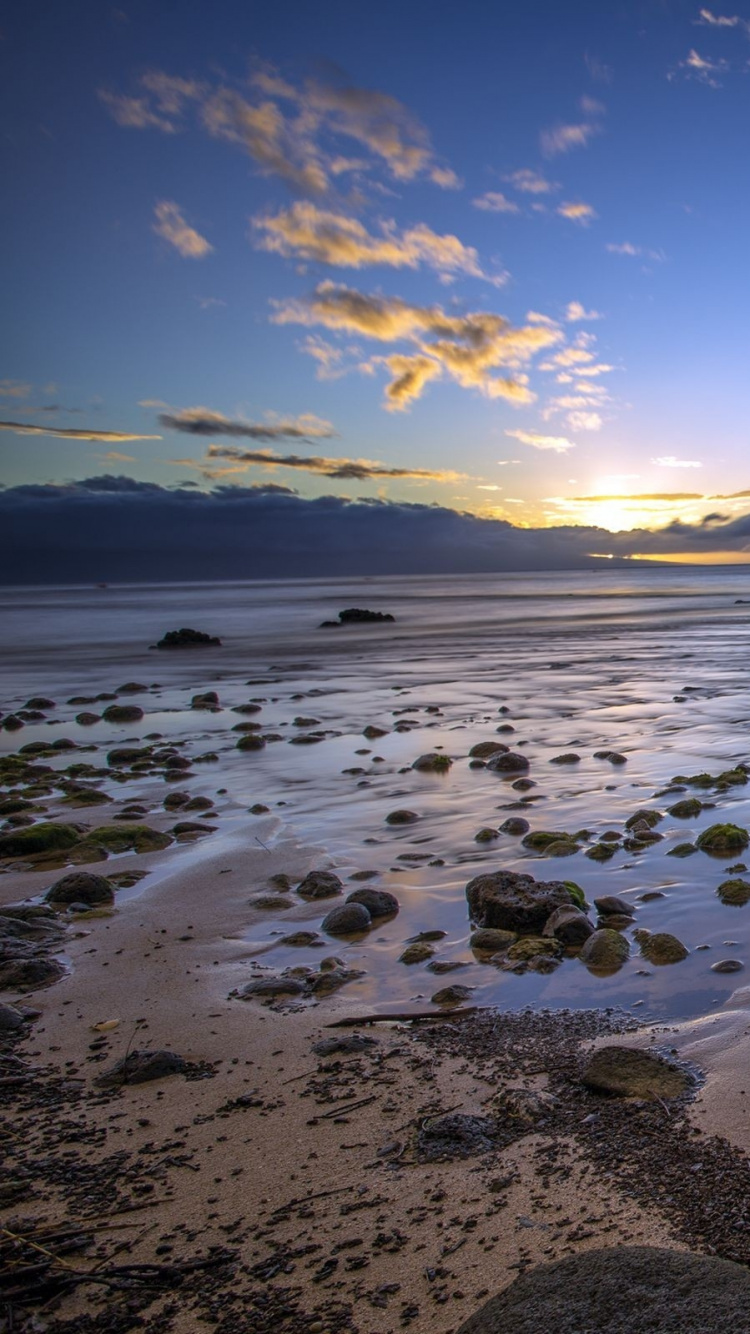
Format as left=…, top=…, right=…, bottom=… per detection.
left=5, top=573, right=750, bottom=1331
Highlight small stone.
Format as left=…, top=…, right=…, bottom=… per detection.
left=635, top=930, right=689, bottom=965
left=386, top=809, right=419, bottom=825
left=594, top=895, right=636, bottom=918
left=102, top=704, right=144, bottom=724
left=321, top=902, right=372, bottom=935
left=400, top=943, right=434, bottom=965
left=486, top=752, right=530, bottom=774
left=499, top=817, right=530, bottom=836
left=346, top=887, right=399, bottom=918
left=470, top=928, right=516, bottom=953
left=578, top=929, right=630, bottom=974
left=431, top=984, right=473, bottom=1005
left=712, top=959, right=744, bottom=973
left=297, top=870, right=343, bottom=899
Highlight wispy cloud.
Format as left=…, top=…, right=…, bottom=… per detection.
left=541, top=121, right=601, bottom=156
left=505, top=428, right=575, bottom=453
left=0, top=380, right=32, bottom=398
left=504, top=168, right=560, bottom=194
left=606, top=241, right=665, bottom=261
left=0, top=420, right=162, bottom=441
left=677, top=48, right=730, bottom=85
left=153, top=201, right=213, bottom=258
left=565, top=301, right=601, bottom=321
left=557, top=201, right=597, bottom=225
left=204, top=443, right=466, bottom=481
left=159, top=408, right=336, bottom=441
left=273, top=281, right=563, bottom=409
left=252, top=202, right=485, bottom=280
left=566, top=410, right=602, bottom=431
left=472, top=191, right=520, bottom=213
left=652, top=455, right=703, bottom=468
left=99, top=450, right=137, bottom=463
left=696, top=8, right=749, bottom=30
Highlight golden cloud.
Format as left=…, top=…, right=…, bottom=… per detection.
left=0, top=421, right=162, bottom=441
left=504, top=168, right=560, bottom=194
left=204, top=443, right=466, bottom=481
left=472, top=191, right=520, bottom=213
left=153, top=201, right=213, bottom=259
left=159, top=408, right=336, bottom=440
left=557, top=201, right=597, bottom=225
left=505, top=428, right=575, bottom=453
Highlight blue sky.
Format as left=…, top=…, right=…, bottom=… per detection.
left=4, top=0, right=750, bottom=555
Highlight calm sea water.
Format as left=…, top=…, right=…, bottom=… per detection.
left=4, top=567, right=750, bottom=1022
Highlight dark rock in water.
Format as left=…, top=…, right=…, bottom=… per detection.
left=76, top=711, right=101, bottom=726
left=455, top=1247, right=750, bottom=1334
left=320, top=608, right=395, bottom=628
left=116, top=682, right=148, bottom=694
left=95, top=1050, right=187, bottom=1087
left=668, top=797, right=704, bottom=818
left=486, top=751, right=530, bottom=774
left=102, top=704, right=144, bottom=724
left=236, top=733, right=266, bottom=752
left=385, top=809, right=419, bottom=825
left=363, top=724, right=388, bottom=739
left=469, top=741, right=509, bottom=759
left=625, top=807, right=663, bottom=830
left=297, top=870, right=343, bottom=900
left=418, top=1113, right=495, bottom=1160
left=717, top=878, right=750, bottom=906
left=313, top=1034, right=379, bottom=1056
left=400, top=942, right=435, bottom=964
left=466, top=869, right=574, bottom=933
left=697, top=823, right=750, bottom=855
left=238, top=976, right=307, bottom=1000
left=581, top=1046, right=691, bottom=1099
left=107, top=746, right=151, bottom=766
left=578, top=928, right=630, bottom=974
left=470, top=928, right=516, bottom=953
left=46, top=871, right=114, bottom=907
left=712, top=959, right=744, bottom=973
left=0, top=823, right=80, bottom=858
left=346, top=887, right=399, bottom=918
left=321, top=902, right=371, bottom=935
left=191, top=691, right=219, bottom=710
left=154, top=628, right=221, bottom=649
left=635, top=929, right=689, bottom=965
left=310, top=966, right=364, bottom=996
left=585, top=841, right=617, bottom=862
left=431, top=983, right=473, bottom=1005
left=593, top=750, right=628, bottom=764
left=475, top=827, right=499, bottom=842
left=0, top=1001, right=26, bottom=1031
left=0, top=958, right=65, bottom=990
left=543, top=906, right=594, bottom=946
left=667, top=841, right=698, bottom=858
left=594, top=895, right=635, bottom=918
left=549, top=752, right=581, bottom=764
left=2, top=716, right=24, bottom=732
left=25, top=697, right=56, bottom=710
left=412, top=752, right=452, bottom=772
left=499, top=817, right=530, bottom=836
left=280, top=931, right=320, bottom=947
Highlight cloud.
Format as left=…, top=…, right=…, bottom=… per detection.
left=252, top=202, right=484, bottom=279
left=606, top=242, right=665, bottom=262
left=540, top=121, right=600, bottom=156
left=557, top=201, right=597, bottom=225
left=652, top=455, right=703, bottom=468
left=504, top=168, right=560, bottom=194
left=572, top=492, right=704, bottom=502
left=565, top=301, right=601, bottom=321
left=273, top=281, right=562, bottom=408
left=204, top=444, right=465, bottom=481
left=102, top=64, right=457, bottom=194
left=472, top=191, right=520, bottom=213
left=196, top=296, right=226, bottom=309
left=159, top=408, right=336, bottom=441
left=0, top=380, right=32, bottom=398
left=678, top=48, right=730, bottom=84
left=153, top=201, right=213, bottom=258
left=0, top=420, right=162, bottom=441
left=99, top=450, right=137, bottom=463
left=505, top=428, right=575, bottom=453
left=378, top=354, right=443, bottom=410
left=697, top=8, right=749, bottom=28
left=566, top=410, right=602, bottom=431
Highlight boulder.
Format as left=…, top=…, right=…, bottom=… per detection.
left=412, top=753, right=452, bottom=772
left=321, top=902, right=372, bottom=935
left=578, top=928, right=630, bottom=973
left=543, top=906, right=594, bottom=946
left=345, top=887, right=399, bottom=918
left=697, top=823, right=750, bottom=855
left=469, top=742, right=509, bottom=759
left=95, top=1050, right=187, bottom=1086
left=297, top=870, right=343, bottom=900
left=499, top=817, right=530, bottom=836
left=466, top=869, right=574, bottom=933
left=102, top=704, right=144, bottom=724
left=486, top=751, right=530, bottom=774
left=717, top=878, right=750, bottom=906
left=635, top=929, right=689, bottom=965
left=581, top=1046, right=691, bottom=1099
left=46, top=872, right=114, bottom=907
left=455, top=1248, right=749, bottom=1334
left=0, top=823, right=80, bottom=858
left=154, top=628, right=221, bottom=648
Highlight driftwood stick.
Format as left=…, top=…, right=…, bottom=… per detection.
left=326, top=1006, right=480, bottom=1028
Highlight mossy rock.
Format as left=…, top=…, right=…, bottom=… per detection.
left=563, top=881, right=586, bottom=910
left=0, top=822, right=81, bottom=858
left=61, top=789, right=113, bottom=808
left=586, top=842, right=617, bottom=862
left=579, top=929, right=630, bottom=974
left=46, top=871, right=115, bottom=907
left=507, top=936, right=561, bottom=962
left=543, top=839, right=579, bottom=857
left=102, top=704, right=145, bottom=724
left=470, top=928, right=516, bottom=954
left=635, top=930, right=689, bottom=965
left=522, top=830, right=572, bottom=851
left=469, top=741, right=509, bottom=760
left=672, top=772, right=714, bottom=788
left=716, top=768, right=749, bottom=787
left=400, top=942, right=435, bottom=965
left=412, top=753, right=452, bottom=772
left=474, top=827, right=499, bottom=843
left=236, top=734, right=266, bottom=752
left=80, top=824, right=173, bottom=855
left=717, top=878, right=750, bottom=906
left=668, top=798, right=704, bottom=819
left=696, top=824, right=750, bottom=855
left=625, top=808, right=663, bottom=830
left=667, top=841, right=698, bottom=858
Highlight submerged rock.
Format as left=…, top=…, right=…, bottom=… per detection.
left=346, top=887, right=399, bottom=918
left=154, top=628, right=221, bottom=649
left=635, top=929, right=689, bottom=965
left=320, top=608, right=395, bottom=627
left=581, top=1046, right=691, bottom=1099
left=697, top=823, right=750, bottom=855
left=578, top=928, right=630, bottom=974
left=321, top=902, right=372, bottom=935
left=466, top=869, right=575, bottom=933
left=297, top=870, right=343, bottom=900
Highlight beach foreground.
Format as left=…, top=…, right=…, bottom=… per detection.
left=4, top=573, right=750, bottom=1330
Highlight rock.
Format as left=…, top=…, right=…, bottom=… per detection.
left=280, top=931, right=320, bottom=946
left=543, top=906, right=594, bottom=945
left=385, top=809, right=419, bottom=825
left=238, top=976, right=308, bottom=999
left=363, top=725, right=388, bottom=738
left=594, top=895, right=635, bottom=917
left=581, top=1046, right=691, bottom=1099
left=521, top=830, right=571, bottom=851
left=107, top=746, right=152, bottom=766
left=717, top=878, right=750, bottom=906
left=95, top=1050, right=187, bottom=1086
left=697, top=823, right=750, bottom=855
left=549, top=752, right=581, bottom=764
left=321, top=902, right=372, bottom=935
left=499, top=817, right=530, bottom=836
left=251, top=894, right=292, bottom=911
left=0, top=958, right=65, bottom=990
left=191, top=691, right=219, bottom=710
left=507, top=936, right=561, bottom=962
left=412, top=752, right=452, bottom=772
left=237, top=734, right=266, bottom=751
left=635, top=930, right=689, bottom=965
left=585, top=842, right=617, bottom=862
left=469, top=742, right=509, bottom=759
left=667, top=841, right=698, bottom=858
left=668, top=798, right=704, bottom=818
left=466, top=869, right=575, bottom=933
left=494, top=1088, right=558, bottom=1125
left=0, top=823, right=81, bottom=858
left=233, top=703, right=262, bottom=715
left=625, top=808, right=663, bottom=829
left=81, top=825, right=172, bottom=855
left=475, top=827, right=499, bottom=842
left=46, top=872, right=114, bottom=907
left=400, top=943, right=435, bottom=964
left=297, top=870, right=343, bottom=900
left=154, top=628, right=221, bottom=648
left=486, top=751, right=530, bottom=774
left=102, top=704, right=144, bottom=724
left=0, top=1001, right=26, bottom=1030
left=418, top=1113, right=495, bottom=1160
left=25, top=697, right=56, bottom=709
left=712, top=959, right=744, bottom=973
left=431, top=984, right=473, bottom=1005
left=470, top=928, right=516, bottom=953
left=455, top=1247, right=750, bottom=1334
left=592, top=750, right=627, bottom=764
left=313, top=1035, right=379, bottom=1056
left=346, top=887, right=399, bottom=918
left=578, top=928, right=630, bottom=973
left=116, top=682, right=148, bottom=694
left=2, top=716, right=24, bottom=731
left=310, top=967, right=364, bottom=996
left=321, top=608, right=395, bottom=627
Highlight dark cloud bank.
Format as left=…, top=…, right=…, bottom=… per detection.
left=3, top=476, right=749, bottom=584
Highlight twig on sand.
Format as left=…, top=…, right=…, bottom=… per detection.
left=326, top=1006, right=480, bottom=1028
left=314, top=1095, right=377, bottom=1119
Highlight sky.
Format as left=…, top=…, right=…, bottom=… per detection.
left=4, top=0, right=750, bottom=575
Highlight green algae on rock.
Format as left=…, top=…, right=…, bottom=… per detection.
left=635, top=929, right=689, bottom=965
left=79, top=824, right=173, bottom=855
left=696, top=823, right=750, bottom=855
left=578, top=928, right=630, bottom=974
left=0, top=822, right=81, bottom=857
left=668, top=798, right=704, bottom=819
left=717, top=878, right=750, bottom=906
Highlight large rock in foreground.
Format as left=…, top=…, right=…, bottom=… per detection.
left=455, top=1247, right=750, bottom=1334
left=466, top=870, right=574, bottom=933
left=581, top=1045, right=691, bottom=1099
